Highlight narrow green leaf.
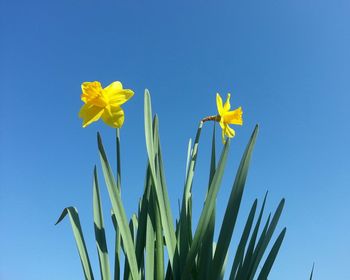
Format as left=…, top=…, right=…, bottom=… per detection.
left=153, top=192, right=164, bottom=280
left=257, top=228, right=287, bottom=280
left=211, top=125, right=259, bottom=279
left=55, top=207, right=94, bottom=280
left=110, top=210, right=120, bottom=280
left=144, top=90, right=177, bottom=270
left=248, top=198, right=285, bottom=280
left=246, top=213, right=271, bottom=278
left=185, top=138, right=192, bottom=181
left=229, top=199, right=258, bottom=280
left=309, top=263, right=315, bottom=280
left=154, top=118, right=181, bottom=278
left=124, top=216, right=138, bottom=280
left=93, top=167, right=111, bottom=280
left=145, top=215, right=155, bottom=280
left=154, top=115, right=175, bottom=251
left=182, top=139, right=230, bottom=279
left=134, top=164, right=152, bottom=271
left=114, top=227, right=121, bottom=280
left=236, top=193, right=268, bottom=279
left=178, top=122, right=203, bottom=274
left=198, top=124, right=216, bottom=280
left=98, top=133, right=139, bottom=280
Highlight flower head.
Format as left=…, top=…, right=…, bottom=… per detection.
left=216, top=93, right=243, bottom=143
left=79, top=81, right=134, bottom=128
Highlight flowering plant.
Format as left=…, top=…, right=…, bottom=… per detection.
left=56, top=82, right=286, bottom=280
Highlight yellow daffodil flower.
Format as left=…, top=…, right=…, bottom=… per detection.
left=216, top=93, right=243, bottom=143
left=79, top=81, right=134, bottom=128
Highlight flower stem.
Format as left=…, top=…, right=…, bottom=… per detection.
left=115, top=128, right=121, bottom=280
left=201, top=115, right=220, bottom=123
left=116, top=128, right=121, bottom=191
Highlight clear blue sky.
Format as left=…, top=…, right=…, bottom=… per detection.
left=1, top=0, right=349, bottom=279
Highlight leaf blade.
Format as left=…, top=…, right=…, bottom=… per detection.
left=211, top=125, right=259, bottom=279
left=93, top=167, right=111, bottom=280
left=98, top=133, right=139, bottom=280
left=55, top=207, right=94, bottom=280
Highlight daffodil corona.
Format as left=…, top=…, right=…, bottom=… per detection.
left=202, top=93, right=243, bottom=143
left=79, top=81, right=134, bottom=128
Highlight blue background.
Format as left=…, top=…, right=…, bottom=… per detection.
left=1, top=0, right=349, bottom=279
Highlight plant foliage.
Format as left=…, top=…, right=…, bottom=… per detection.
left=56, top=90, right=286, bottom=280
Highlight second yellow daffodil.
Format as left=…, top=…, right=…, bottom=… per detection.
left=216, top=93, right=243, bottom=143
left=79, top=81, right=134, bottom=128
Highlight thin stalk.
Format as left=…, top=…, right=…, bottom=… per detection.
left=115, top=128, right=121, bottom=280
left=116, top=128, right=122, bottom=191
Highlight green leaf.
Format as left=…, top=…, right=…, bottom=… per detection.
left=182, top=138, right=230, bottom=279
left=211, top=125, right=259, bottom=279
left=152, top=189, right=164, bottom=280
left=229, top=199, right=258, bottom=280
left=55, top=207, right=94, bottom=280
left=124, top=216, right=138, bottom=280
left=185, top=138, right=192, bottom=180
left=248, top=198, right=285, bottom=280
left=154, top=115, right=175, bottom=253
left=110, top=210, right=120, bottom=280
left=198, top=124, right=216, bottom=280
left=134, top=164, right=152, bottom=271
left=114, top=226, right=121, bottom=280
left=93, top=167, right=111, bottom=280
left=98, top=133, right=140, bottom=280
left=145, top=215, right=155, bottom=280
left=236, top=193, right=268, bottom=279
left=178, top=121, right=203, bottom=274
left=309, top=263, right=315, bottom=280
left=256, top=228, right=287, bottom=280
left=144, top=90, right=177, bottom=271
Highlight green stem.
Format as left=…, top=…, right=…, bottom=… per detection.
left=116, top=128, right=121, bottom=191
left=114, top=128, right=121, bottom=280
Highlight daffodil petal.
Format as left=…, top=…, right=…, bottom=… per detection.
left=224, top=124, right=235, bottom=138
left=104, top=81, right=123, bottom=93
left=108, top=89, right=134, bottom=106
left=101, top=105, right=125, bottom=128
left=223, top=107, right=243, bottom=125
left=79, top=103, right=104, bottom=127
left=219, top=119, right=225, bottom=129
left=81, top=81, right=103, bottom=103
left=103, top=81, right=134, bottom=106
left=223, top=93, right=231, bottom=112
left=216, top=93, right=224, bottom=116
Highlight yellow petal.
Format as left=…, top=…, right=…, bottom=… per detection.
left=223, top=93, right=231, bottom=112
left=79, top=103, right=104, bottom=127
left=108, top=89, right=134, bottom=106
left=216, top=93, right=224, bottom=116
left=103, top=81, right=134, bottom=106
left=223, top=107, right=243, bottom=125
left=101, top=105, right=125, bottom=128
left=224, top=124, right=235, bottom=138
left=104, top=81, right=123, bottom=93
left=219, top=119, right=225, bottom=129
left=81, top=81, right=103, bottom=103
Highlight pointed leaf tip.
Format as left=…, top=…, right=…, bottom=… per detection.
left=55, top=207, right=71, bottom=225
